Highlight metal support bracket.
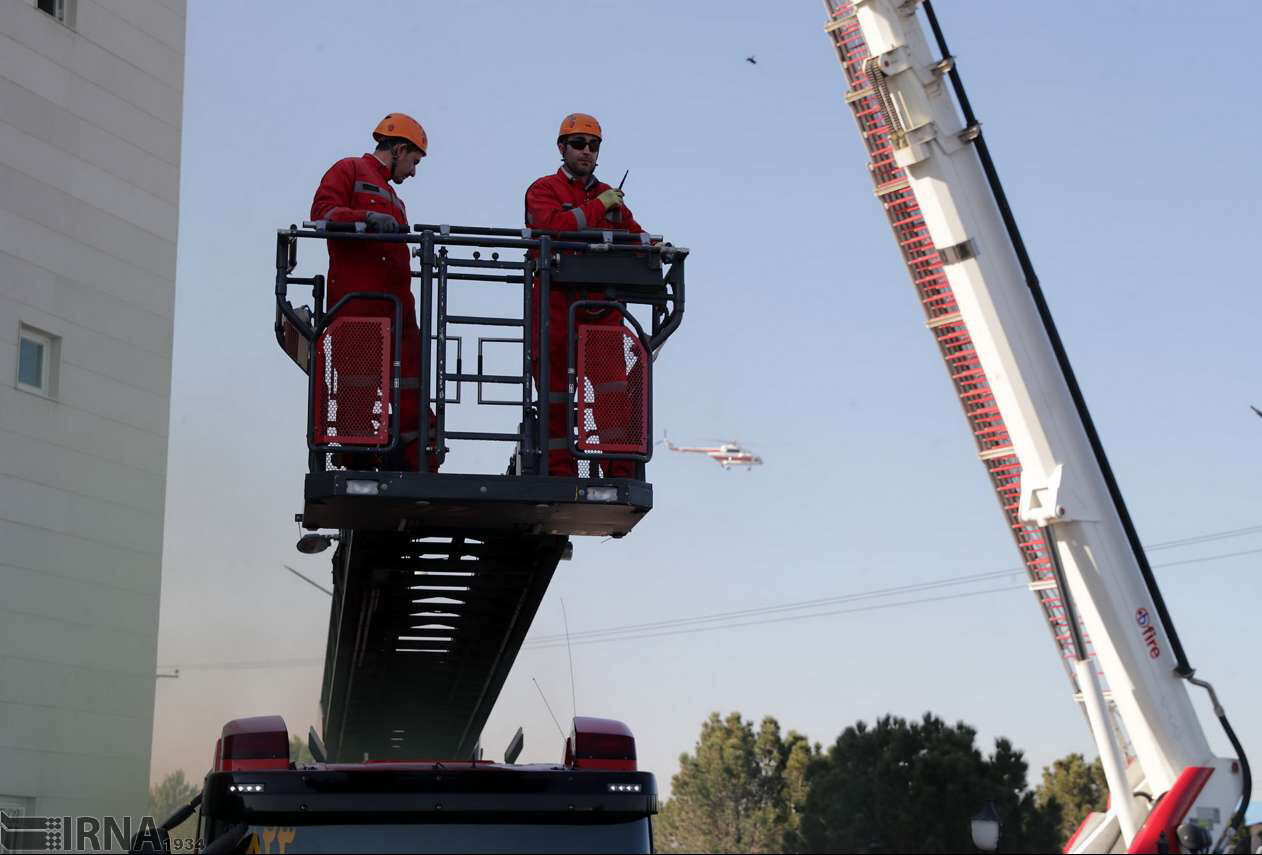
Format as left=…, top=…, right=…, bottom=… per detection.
left=937, top=239, right=975, bottom=265
left=1018, top=463, right=1098, bottom=525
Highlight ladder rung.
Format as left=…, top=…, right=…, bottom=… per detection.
left=446, top=258, right=529, bottom=271
left=446, top=315, right=524, bottom=327
left=445, top=431, right=520, bottom=442
left=445, top=273, right=525, bottom=284
left=926, top=311, right=963, bottom=329
left=447, top=373, right=523, bottom=385
left=1072, top=689, right=1113, bottom=703
left=824, top=12, right=858, bottom=32
left=875, top=178, right=910, bottom=197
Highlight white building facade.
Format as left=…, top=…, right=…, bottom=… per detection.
left=0, top=0, right=186, bottom=833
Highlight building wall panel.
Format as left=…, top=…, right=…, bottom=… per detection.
left=90, top=0, right=187, bottom=55
left=0, top=293, right=175, bottom=398
left=0, top=29, right=180, bottom=165
left=0, top=251, right=174, bottom=358
left=0, top=473, right=164, bottom=556
left=0, top=426, right=167, bottom=518
left=0, top=120, right=179, bottom=243
left=0, top=208, right=175, bottom=321
left=0, top=518, right=160, bottom=596
left=0, top=8, right=183, bottom=127
left=0, top=0, right=185, bottom=823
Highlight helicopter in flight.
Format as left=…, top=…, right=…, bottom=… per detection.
left=660, top=435, right=764, bottom=470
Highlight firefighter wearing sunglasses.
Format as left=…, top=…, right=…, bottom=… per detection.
left=524, top=113, right=644, bottom=477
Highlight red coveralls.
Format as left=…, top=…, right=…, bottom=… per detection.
left=311, top=154, right=436, bottom=471
left=524, top=167, right=644, bottom=477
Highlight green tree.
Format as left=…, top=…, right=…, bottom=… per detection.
left=290, top=732, right=316, bottom=766
left=148, top=770, right=200, bottom=841
left=656, top=712, right=818, bottom=853
left=793, top=713, right=1060, bottom=853
left=1035, top=753, right=1107, bottom=843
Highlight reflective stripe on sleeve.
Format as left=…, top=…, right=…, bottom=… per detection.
left=354, top=179, right=407, bottom=216
left=353, top=180, right=392, bottom=200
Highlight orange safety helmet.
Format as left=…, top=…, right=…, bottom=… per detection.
left=557, top=113, right=602, bottom=142
left=373, top=113, right=428, bottom=156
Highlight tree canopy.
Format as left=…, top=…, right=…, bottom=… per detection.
left=791, top=713, right=1061, bottom=853
left=148, top=769, right=200, bottom=842
left=656, top=712, right=817, bottom=853
left=290, top=733, right=316, bottom=766
left=1034, top=752, right=1107, bottom=843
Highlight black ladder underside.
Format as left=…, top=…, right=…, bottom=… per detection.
left=320, top=530, right=567, bottom=761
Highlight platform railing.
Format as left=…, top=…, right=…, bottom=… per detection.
left=275, top=222, right=686, bottom=479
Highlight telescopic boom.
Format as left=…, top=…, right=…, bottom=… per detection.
left=822, top=2, right=1247, bottom=851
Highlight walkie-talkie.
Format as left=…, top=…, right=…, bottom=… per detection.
left=609, top=170, right=629, bottom=226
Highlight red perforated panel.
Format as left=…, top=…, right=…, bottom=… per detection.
left=313, top=317, right=390, bottom=446
left=576, top=324, right=649, bottom=454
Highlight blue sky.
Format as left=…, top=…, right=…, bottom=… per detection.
left=154, top=0, right=1261, bottom=805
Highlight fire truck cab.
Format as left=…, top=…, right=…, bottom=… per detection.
left=163, top=715, right=656, bottom=854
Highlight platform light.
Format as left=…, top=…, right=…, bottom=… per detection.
left=346, top=479, right=380, bottom=496
left=296, top=533, right=336, bottom=554
left=606, top=783, right=642, bottom=793
left=228, top=783, right=265, bottom=793
left=584, top=486, right=618, bottom=503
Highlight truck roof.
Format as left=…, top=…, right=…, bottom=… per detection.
left=201, top=765, right=657, bottom=822
left=301, top=760, right=565, bottom=772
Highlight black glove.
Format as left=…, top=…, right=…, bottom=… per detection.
left=365, top=211, right=401, bottom=233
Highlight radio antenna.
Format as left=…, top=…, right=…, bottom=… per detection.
left=561, top=598, right=577, bottom=720
left=532, top=677, right=565, bottom=740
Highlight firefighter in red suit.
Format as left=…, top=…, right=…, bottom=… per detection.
left=524, top=113, right=642, bottom=477
left=311, top=113, right=436, bottom=471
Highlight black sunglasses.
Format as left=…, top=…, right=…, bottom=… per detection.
left=566, top=137, right=600, bottom=152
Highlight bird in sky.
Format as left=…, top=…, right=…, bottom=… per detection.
left=746, top=55, right=757, bottom=65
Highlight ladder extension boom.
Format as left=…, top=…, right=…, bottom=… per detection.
left=822, top=1, right=1244, bottom=849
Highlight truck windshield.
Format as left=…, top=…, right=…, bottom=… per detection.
left=236, top=817, right=651, bottom=853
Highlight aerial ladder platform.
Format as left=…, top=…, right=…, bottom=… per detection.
left=822, top=2, right=1248, bottom=851
left=274, top=223, right=686, bottom=762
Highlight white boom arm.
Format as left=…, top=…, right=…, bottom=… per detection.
left=825, top=2, right=1244, bottom=851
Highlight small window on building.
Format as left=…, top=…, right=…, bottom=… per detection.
left=16, top=324, right=59, bottom=398
left=36, top=0, right=74, bottom=27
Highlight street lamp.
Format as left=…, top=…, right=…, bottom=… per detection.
left=971, top=801, right=1001, bottom=852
